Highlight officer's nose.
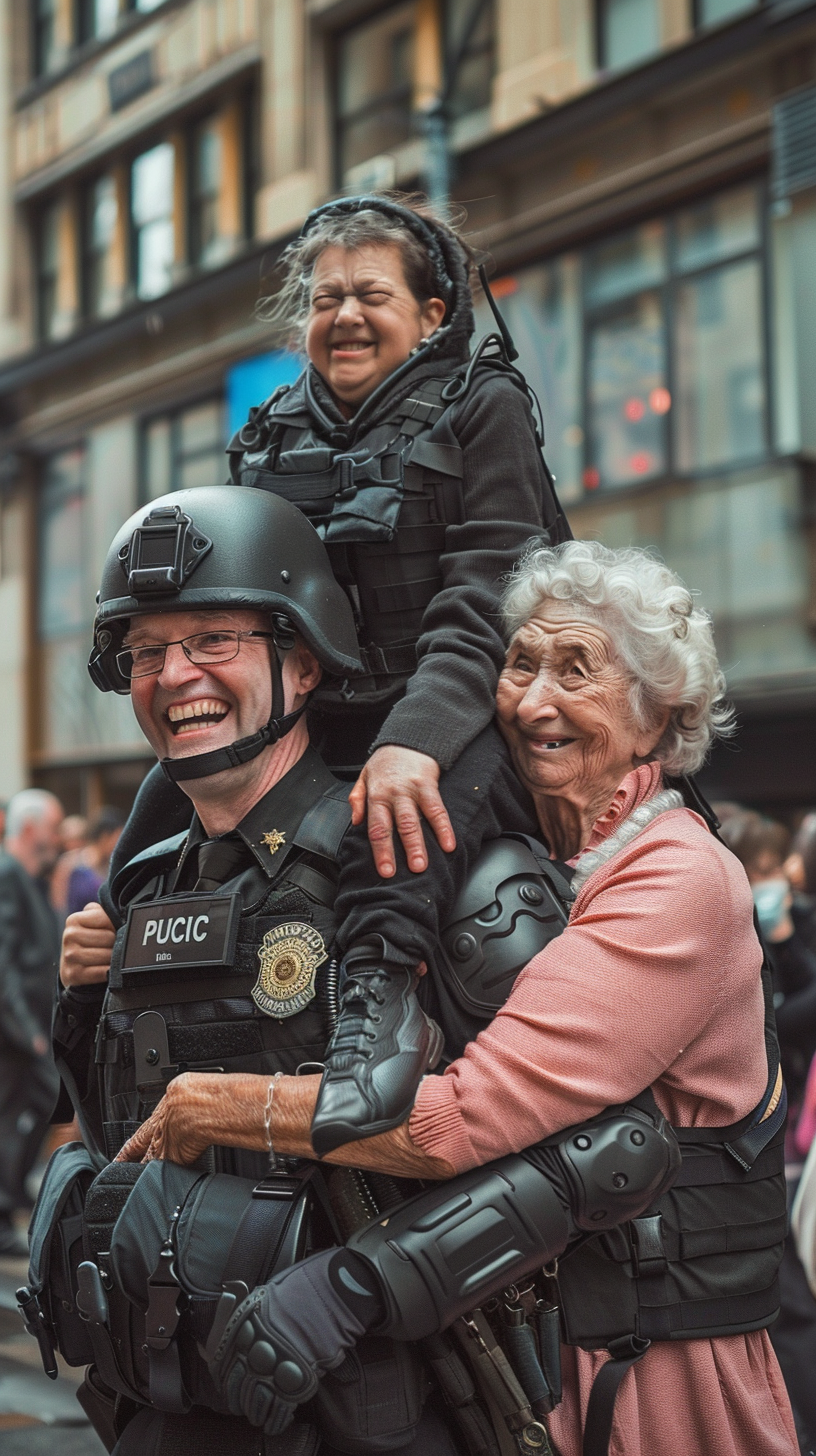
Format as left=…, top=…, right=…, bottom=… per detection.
left=156, top=642, right=205, bottom=688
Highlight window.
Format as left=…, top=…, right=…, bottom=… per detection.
left=76, top=0, right=119, bottom=44
left=33, top=0, right=170, bottom=78
left=141, top=399, right=225, bottom=500
left=35, top=94, right=253, bottom=333
left=33, top=0, right=60, bottom=77
left=337, top=2, right=416, bottom=180
left=695, top=0, right=757, bottom=25
left=82, top=173, right=120, bottom=318
left=38, top=448, right=88, bottom=755
left=474, top=182, right=767, bottom=499
left=37, top=199, right=61, bottom=340
left=335, top=0, right=496, bottom=182
left=190, top=116, right=222, bottom=268
left=39, top=448, right=85, bottom=643
left=597, top=0, right=660, bottom=72
left=131, top=141, right=175, bottom=300
left=584, top=184, right=766, bottom=489
left=672, top=189, right=764, bottom=472
left=444, top=0, right=495, bottom=121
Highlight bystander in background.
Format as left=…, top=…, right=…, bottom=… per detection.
left=0, top=789, right=63, bottom=1257
left=64, top=807, right=124, bottom=918
left=719, top=806, right=816, bottom=1455
left=49, top=814, right=88, bottom=919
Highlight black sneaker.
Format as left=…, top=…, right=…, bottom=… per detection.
left=311, top=954, right=443, bottom=1157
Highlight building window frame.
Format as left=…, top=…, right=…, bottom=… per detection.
left=27, top=0, right=171, bottom=89
left=333, top=0, right=417, bottom=187
left=578, top=178, right=769, bottom=497
left=139, top=396, right=226, bottom=503
left=692, top=0, right=760, bottom=31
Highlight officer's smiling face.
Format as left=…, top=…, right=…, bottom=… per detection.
left=125, top=608, right=278, bottom=763
left=305, top=243, right=446, bottom=415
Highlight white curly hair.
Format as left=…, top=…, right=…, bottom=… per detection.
left=501, top=539, right=734, bottom=775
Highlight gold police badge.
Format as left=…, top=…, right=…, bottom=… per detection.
left=252, top=922, right=327, bottom=1020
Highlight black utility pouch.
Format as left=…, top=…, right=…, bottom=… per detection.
left=312, top=1335, right=430, bottom=1454
left=21, top=1141, right=100, bottom=1371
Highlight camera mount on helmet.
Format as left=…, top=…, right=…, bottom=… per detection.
left=119, top=503, right=212, bottom=597
left=89, top=487, right=361, bottom=782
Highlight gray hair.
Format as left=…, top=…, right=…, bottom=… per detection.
left=501, top=540, right=734, bottom=775
left=259, top=199, right=468, bottom=350
left=6, top=788, right=62, bottom=840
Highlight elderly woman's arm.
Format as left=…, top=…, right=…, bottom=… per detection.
left=117, top=1066, right=454, bottom=1177
left=120, top=811, right=765, bottom=1175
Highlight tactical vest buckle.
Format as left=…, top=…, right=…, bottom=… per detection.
left=146, top=1205, right=184, bottom=1352
left=629, top=1214, right=668, bottom=1276
left=335, top=456, right=358, bottom=500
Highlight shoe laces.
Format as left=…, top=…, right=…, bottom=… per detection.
left=328, top=969, right=389, bottom=1062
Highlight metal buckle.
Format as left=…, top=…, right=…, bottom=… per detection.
left=146, top=1205, right=183, bottom=1351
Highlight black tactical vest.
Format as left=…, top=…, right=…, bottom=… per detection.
left=228, top=350, right=556, bottom=710
left=95, top=782, right=351, bottom=1167
left=428, top=825, right=788, bottom=1360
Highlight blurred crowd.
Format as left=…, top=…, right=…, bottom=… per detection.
left=715, top=803, right=816, bottom=1454
left=5, top=785, right=816, bottom=1444
left=0, top=791, right=123, bottom=1259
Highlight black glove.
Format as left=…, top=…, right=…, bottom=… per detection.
left=206, top=1247, right=384, bottom=1433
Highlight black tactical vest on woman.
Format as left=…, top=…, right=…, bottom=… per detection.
left=427, top=814, right=788, bottom=1369
left=228, top=348, right=558, bottom=714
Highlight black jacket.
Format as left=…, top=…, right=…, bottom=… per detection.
left=0, top=851, right=60, bottom=1055
left=230, top=221, right=565, bottom=771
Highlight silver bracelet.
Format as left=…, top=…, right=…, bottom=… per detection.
left=263, top=1071, right=284, bottom=1171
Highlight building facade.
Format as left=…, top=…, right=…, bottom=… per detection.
left=0, top=0, right=814, bottom=812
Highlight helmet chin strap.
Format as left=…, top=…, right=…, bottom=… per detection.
left=159, top=645, right=307, bottom=784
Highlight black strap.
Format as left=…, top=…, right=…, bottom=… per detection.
left=53, top=1053, right=107, bottom=1170
left=582, top=1337, right=650, bottom=1456
left=293, top=783, right=353, bottom=861
left=160, top=704, right=306, bottom=783
left=358, top=642, right=419, bottom=677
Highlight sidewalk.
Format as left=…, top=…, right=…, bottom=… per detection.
left=0, top=1254, right=104, bottom=1456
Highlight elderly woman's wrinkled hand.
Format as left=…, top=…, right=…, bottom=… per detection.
left=60, top=903, right=116, bottom=987
left=349, top=744, right=456, bottom=877
left=116, top=1073, right=227, bottom=1165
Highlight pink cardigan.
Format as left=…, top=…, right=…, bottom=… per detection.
left=409, top=767, right=797, bottom=1456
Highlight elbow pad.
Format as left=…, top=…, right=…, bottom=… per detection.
left=347, top=1108, right=680, bottom=1342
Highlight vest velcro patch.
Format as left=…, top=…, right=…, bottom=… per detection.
left=121, top=893, right=241, bottom=981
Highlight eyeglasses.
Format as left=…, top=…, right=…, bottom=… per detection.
left=116, top=630, right=275, bottom=681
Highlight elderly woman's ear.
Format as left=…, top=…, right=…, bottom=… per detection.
left=633, top=705, right=672, bottom=763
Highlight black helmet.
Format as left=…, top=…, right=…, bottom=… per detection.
left=89, top=486, right=361, bottom=782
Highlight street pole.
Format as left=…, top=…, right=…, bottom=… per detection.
left=422, top=98, right=450, bottom=209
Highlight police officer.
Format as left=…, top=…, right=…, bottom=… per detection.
left=101, top=193, right=570, bottom=1154
left=51, top=485, right=679, bottom=1456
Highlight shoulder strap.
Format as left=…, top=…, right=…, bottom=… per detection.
left=107, top=831, right=189, bottom=925
left=292, top=782, right=352, bottom=864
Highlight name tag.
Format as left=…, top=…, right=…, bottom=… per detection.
left=121, top=893, right=241, bottom=981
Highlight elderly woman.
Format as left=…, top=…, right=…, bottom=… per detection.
left=121, top=541, right=796, bottom=1456
left=85, top=192, right=566, bottom=1150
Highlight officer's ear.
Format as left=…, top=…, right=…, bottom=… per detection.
left=287, top=636, right=322, bottom=698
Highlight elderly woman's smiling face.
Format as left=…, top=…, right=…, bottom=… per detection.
left=497, top=602, right=668, bottom=847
